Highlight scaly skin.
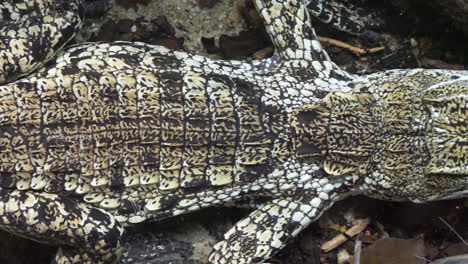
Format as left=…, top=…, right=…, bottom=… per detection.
left=0, top=0, right=84, bottom=84
left=0, top=0, right=466, bottom=263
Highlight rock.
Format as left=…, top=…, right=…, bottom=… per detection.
left=219, top=28, right=269, bottom=59
left=151, top=37, right=184, bottom=50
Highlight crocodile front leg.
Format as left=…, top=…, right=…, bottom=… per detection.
left=208, top=190, right=336, bottom=264
left=0, top=189, right=124, bottom=264
left=0, top=0, right=84, bottom=84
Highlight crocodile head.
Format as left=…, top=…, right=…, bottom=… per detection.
left=291, top=69, right=467, bottom=202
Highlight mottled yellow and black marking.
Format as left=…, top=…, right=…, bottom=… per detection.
left=354, top=71, right=468, bottom=201
left=0, top=38, right=292, bottom=262
left=0, top=40, right=290, bottom=215
left=292, top=92, right=378, bottom=176
left=292, top=72, right=468, bottom=202
left=0, top=0, right=466, bottom=263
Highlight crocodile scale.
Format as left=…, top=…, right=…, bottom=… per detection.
left=0, top=0, right=466, bottom=263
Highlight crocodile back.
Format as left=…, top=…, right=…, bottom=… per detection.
left=0, top=42, right=289, bottom=223
left=291, top=92, right=377, bottom=176
left=372, top=72, right=468, bottom=200
left=423, top=78, right=467, bottom=176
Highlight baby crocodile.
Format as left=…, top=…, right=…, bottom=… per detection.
left=0, top=0, right=466, bottom=263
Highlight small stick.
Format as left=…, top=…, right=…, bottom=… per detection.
left=421, top=58, right=465, bottom=70
left=320, top=218, right=371, bottom=252
left=354, top=237, right=362, bottom=264
left=318, top=36, right=385, bottom=55
left=253, top=47, right=274, bottom=59
left=439, top=217, right=468, bottom=247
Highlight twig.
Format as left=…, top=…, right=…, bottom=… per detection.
left=318, top=36, right=385, bottom=56
left=252, top=47, right=274, bottom=59
left=439, top=217, right=468, bottom=247
left=421, top=58, right=465, bottom=70
left=415, top=255, right=432, bottom=263
left=354, top=238, right=362, bottom=264
left=321, top=218, right=371, bottom=252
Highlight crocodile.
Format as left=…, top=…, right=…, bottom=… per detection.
left=0, top=0, right=466, bottom=263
